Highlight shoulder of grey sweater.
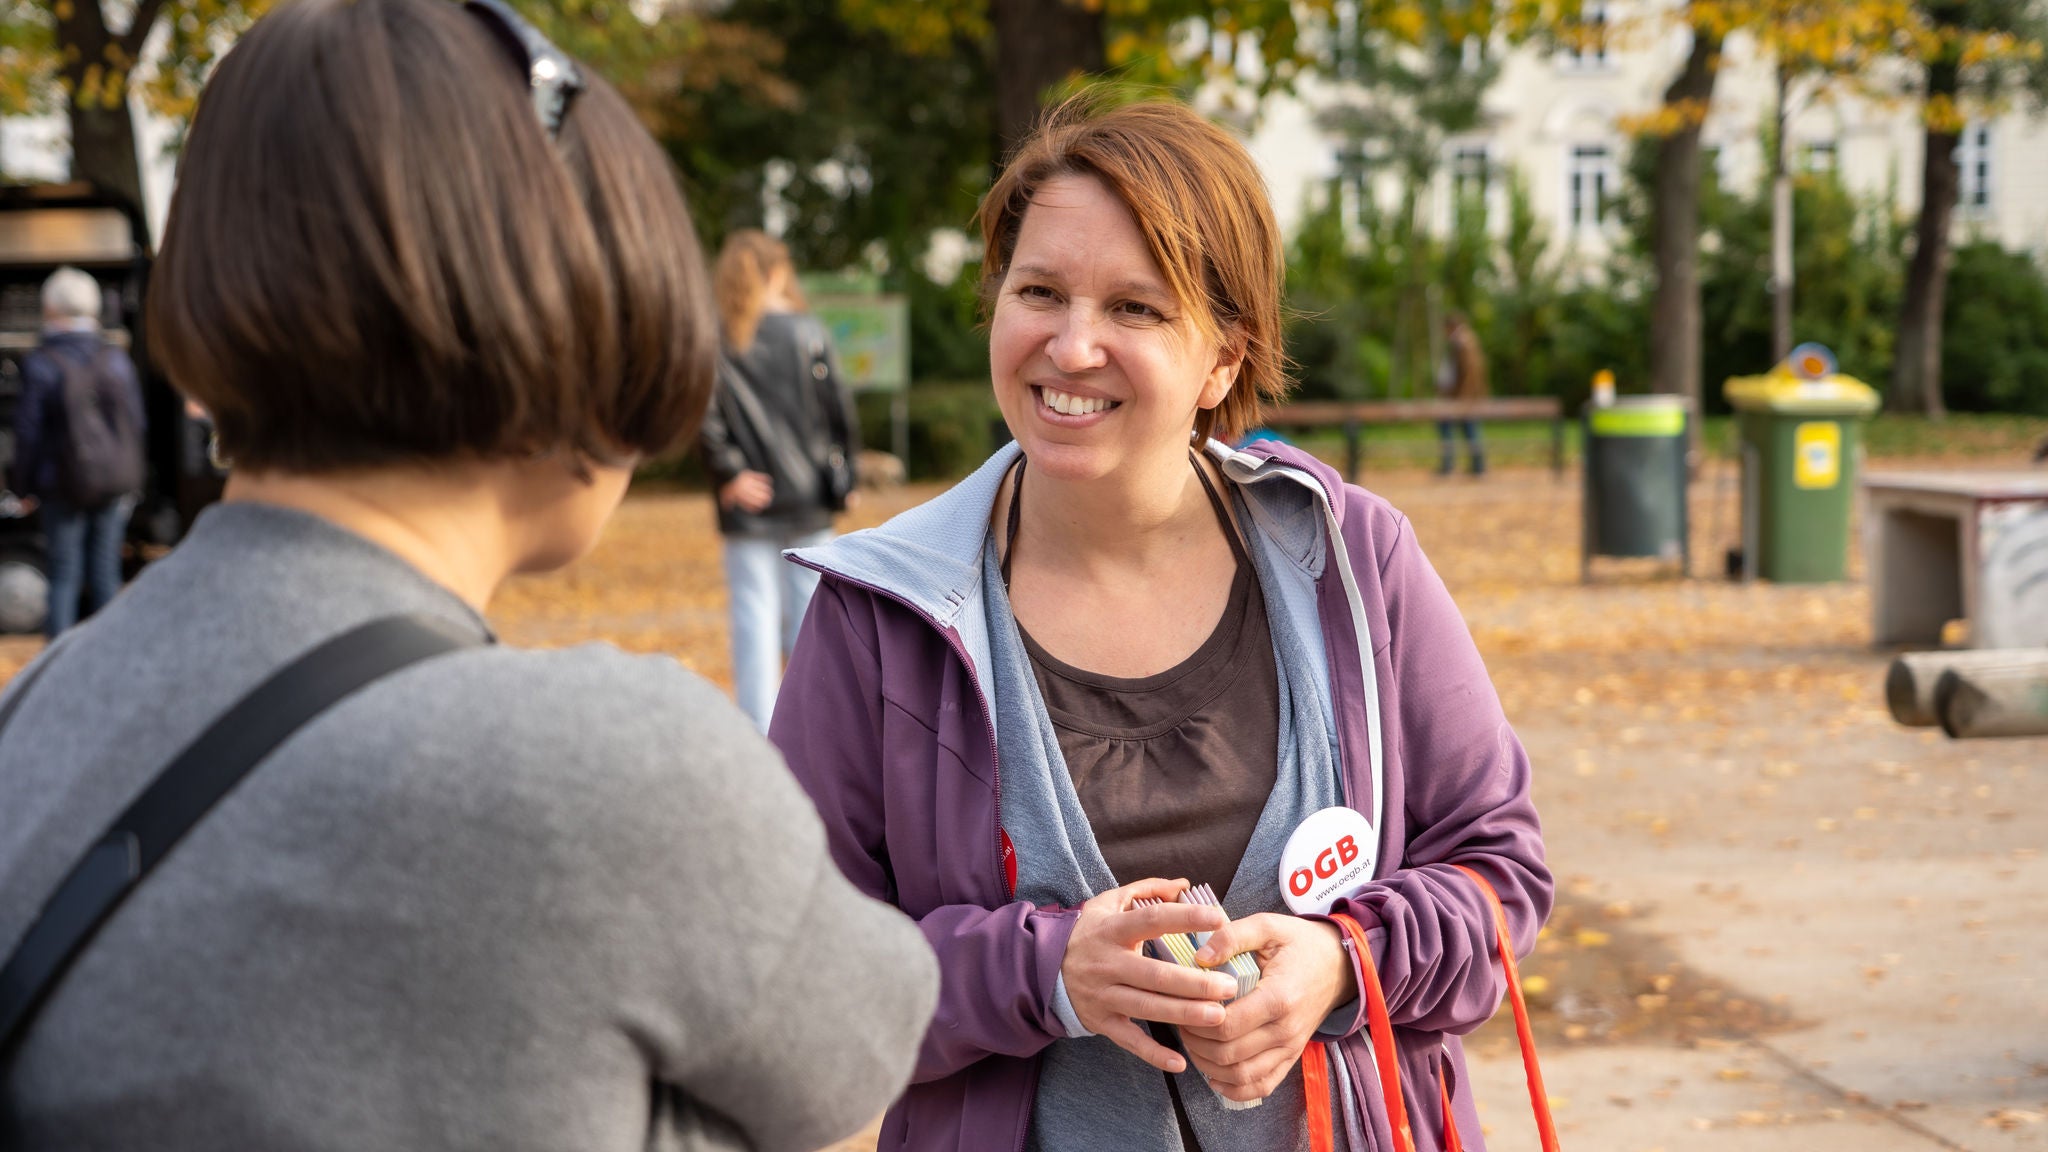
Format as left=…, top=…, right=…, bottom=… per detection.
left=383, top=641, right=936, bottom=1134
left=376, top=640, right=822, bottom=847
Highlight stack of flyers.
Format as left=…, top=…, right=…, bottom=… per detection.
left=1134, top=883, right=1265, bottom=1111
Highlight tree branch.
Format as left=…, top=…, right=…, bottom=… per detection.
left=119, top=0, right=170, bottom=62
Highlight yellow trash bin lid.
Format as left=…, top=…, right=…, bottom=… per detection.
left=1724, top=343, right=1881, bottom=417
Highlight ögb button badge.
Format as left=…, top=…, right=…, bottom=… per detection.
left=1278, top=806, right=1377, bottom=915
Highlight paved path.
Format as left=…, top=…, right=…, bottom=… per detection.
left=1393, top=467, right=2047, bottom=1152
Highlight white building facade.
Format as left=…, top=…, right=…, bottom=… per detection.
left=1242, top=0, right=2048, bottom=262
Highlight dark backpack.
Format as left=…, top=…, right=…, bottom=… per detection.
left=47, top=343, right=145, bottom=510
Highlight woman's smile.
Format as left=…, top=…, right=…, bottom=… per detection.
left=1033, top=383, right=1123, bottom=425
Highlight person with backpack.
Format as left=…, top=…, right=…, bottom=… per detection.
left=12, top=265, right=147, bottom=637
left=698, top=231, right=862, bottom=730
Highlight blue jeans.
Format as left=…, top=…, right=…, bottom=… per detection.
left=722, top=528, right=831, bottom=730
left=43, top=494, right=133, bottom=637
left=1437, top=420, right=1486, bottom=475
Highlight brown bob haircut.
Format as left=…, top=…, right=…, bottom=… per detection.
left=147, top=0, right=716, bottom=474
left=978, top=96, right=1290, bottom=443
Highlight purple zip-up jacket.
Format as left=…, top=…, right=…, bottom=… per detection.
left=771, top=441, right=1551, bottom=1152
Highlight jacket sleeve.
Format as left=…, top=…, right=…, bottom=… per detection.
left=772, top=579, right=1079, bottom=1083
left=696, top=366, right=750, bottom=488
left=12, top=351, right=52, bottom=494
left=1326, top=512, right=1551, bottom=1037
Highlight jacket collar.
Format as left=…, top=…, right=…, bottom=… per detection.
left=788, top=437, right=1346, bottom=628
left=788, top=433, right=1385, bottom=839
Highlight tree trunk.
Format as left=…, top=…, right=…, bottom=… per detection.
left=1647, top=20, right=1721, bottom=409
left=50, top=0, right=160, bottom=217
left=1769, top=63, right=1794, bottom=363
left=68, top=105, right=146, bottom=214
left=990, top=0, right=1105, bottom=160
left=1894, top=26, right=1963, bottom=418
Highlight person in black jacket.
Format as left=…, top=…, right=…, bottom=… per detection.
left=699, top=231, right=860, bottom=730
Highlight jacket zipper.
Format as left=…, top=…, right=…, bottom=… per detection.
left=785, top=559, right=1014, bottom=902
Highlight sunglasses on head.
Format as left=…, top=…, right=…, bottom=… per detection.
left=462, top=0, right=585, bottom=140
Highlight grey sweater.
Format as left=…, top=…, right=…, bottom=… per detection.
left=0, top=503, right=937, bottom=1151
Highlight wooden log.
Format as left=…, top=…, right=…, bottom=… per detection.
left=1886, top=649, right=2048, bottom=727
left=1934, top=661, right=2048, bottom=739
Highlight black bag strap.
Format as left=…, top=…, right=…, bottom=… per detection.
left=0, top=614, right=485, bottom=1059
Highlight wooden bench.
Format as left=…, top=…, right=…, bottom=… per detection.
left=1260, top=397, right=1566, bottom=478
left=1864, top=471, right=2048, bottom=651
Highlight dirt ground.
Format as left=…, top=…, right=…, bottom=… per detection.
left=5, top=449, right=2041, bottom=1150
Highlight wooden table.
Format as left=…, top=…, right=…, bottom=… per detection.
left=1863, top=471, right=2048, bottom=650
left=1262, top=397, right=1566, bottom=479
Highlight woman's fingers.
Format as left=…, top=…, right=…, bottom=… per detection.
left=1079, top=948, right=1238, bottom=1007
left=1190, top=912, right=1286, bottom=968
left=1103, top=876, right=1194, bottom=904
left=1096, top=1017, right=1188, bottom=1074
left=1109, top=901, right=1231, bottom=949
left=1179, top=1015, right=1291, bottom=1067
left=1096, top=984, right=1229, bottom=1029
left=1197, top=1044, right=1298, bottom=1101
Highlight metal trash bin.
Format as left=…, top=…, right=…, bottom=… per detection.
left=1724, top=344, right=1881, bottom=583
left=1582, top=394, right=1690, bottom=581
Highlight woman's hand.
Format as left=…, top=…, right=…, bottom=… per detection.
left=1061, top=878, right=1241, bottom=1074
left=1178, top=914, right=1355, bottom=1103
left=719, top=470, right=774, bottom=513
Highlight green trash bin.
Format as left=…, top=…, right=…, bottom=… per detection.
left=1723, top=345, right=1881, bottom=583
left=1582, top=395, right=1691, bottom=581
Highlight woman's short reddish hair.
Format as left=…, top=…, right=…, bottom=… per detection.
left=978, top=96, right=1290, bottom=443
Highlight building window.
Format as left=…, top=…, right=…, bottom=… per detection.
left=1451, top=142, right=1491, bottom=223
left=1568, top=143, right=1614, bottom=231
left=1800, top=140, right=1837, bottom=175
left=1959, top=124, right=1993, bottom=212
left=1562, top=1, right=1610, bottom=70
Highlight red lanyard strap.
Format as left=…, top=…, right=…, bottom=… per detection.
left=1450, top=863, right=1561, bottom=1152
left=1312, top=911, right=1417, bottom=1152
left=1304, top=867, right=1561, bottom=1152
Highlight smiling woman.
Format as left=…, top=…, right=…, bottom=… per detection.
left=769, top=97, right=1553, bottom=1152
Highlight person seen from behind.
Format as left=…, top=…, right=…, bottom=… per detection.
left=699, top=230, right=861, bottom=730
left=0, top=1, right=934, bottom=1148
left=770, top=97, right=1549, bottom=1152
left=1435, top=312, right=1487, bottom=477
left=12, top=266, right=147, bottom=637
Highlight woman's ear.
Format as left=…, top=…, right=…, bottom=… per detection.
left=1198, top=332, right=1247, bottom=411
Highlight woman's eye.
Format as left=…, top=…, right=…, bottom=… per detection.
left=1117, top=300, right=1162, bottom=320
left=1017, top=284, right=1058, bottom=302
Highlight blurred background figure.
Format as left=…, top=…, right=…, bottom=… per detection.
left=1436, top=311, right=1487, bottom=478
left=12, top=265, right=146, bottom=637
left=700, top=230, right=860, bottom=730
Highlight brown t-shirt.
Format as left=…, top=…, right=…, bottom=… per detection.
left=1008, top=462, right=1281, bottom=898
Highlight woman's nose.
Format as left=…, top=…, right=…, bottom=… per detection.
left=1044, top=307, right=1108, bottom=374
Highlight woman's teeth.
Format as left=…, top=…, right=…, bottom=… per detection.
left=1040, top=387, right=1117, bottom=416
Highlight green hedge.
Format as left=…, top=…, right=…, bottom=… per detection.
left=857, top=382, right=1004, bottom=480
